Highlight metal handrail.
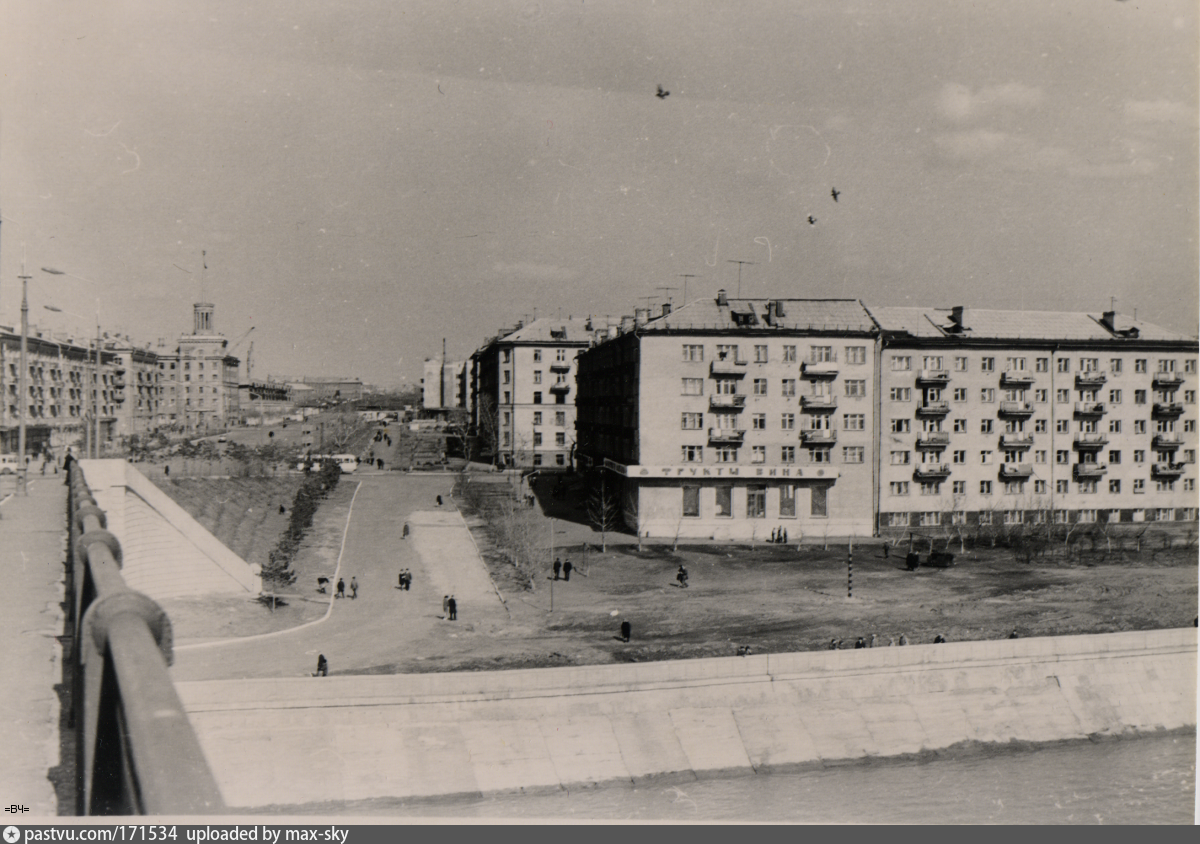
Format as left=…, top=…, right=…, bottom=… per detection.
left=67, top=464, right=225, bottom=815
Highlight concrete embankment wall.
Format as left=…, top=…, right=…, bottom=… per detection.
left=176, top=628, right=1197, bottom=809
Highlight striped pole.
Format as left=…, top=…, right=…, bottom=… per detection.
left=847, top=540, right=853, bottom=598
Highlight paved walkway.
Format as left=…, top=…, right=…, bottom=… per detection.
left=170, top=473, right=508, bottom=682
left=0, top=476, right=67, bottom=817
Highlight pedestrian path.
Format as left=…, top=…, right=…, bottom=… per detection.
left=0, top=477, right=67, bottom=817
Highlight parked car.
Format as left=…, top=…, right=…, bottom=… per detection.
left=0, top=454, right=19, bottom=475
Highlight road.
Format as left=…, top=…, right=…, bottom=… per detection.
left=170, top=472, right=512, bottom=682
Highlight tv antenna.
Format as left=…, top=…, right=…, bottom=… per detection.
left=726, top=260, right=755, bottom=297
left=654, top=286, right=677, bottom=310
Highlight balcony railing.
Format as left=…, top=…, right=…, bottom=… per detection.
left=998, top=400, right=1035, bottom=416
left=1152, top=433, right=1183, bottom=450
left=708, top=427, right=746, bottom=444
left=800, top=360, right=839, bottom=378
left=1073, top=401, right=1106, bottom=417
left=915, top=432, right=951, bottom=449
left=1152, top=402, right=1185, bottom=417
left=915, top=400, right=950, bottom=416
left=800, top=395, right=838, bottom=411
left=711, top=358, right=748, bottom=376
left=549, top=362, right=572, bottom=373
left=1074, top=371, right=1107, bottom=388
left=999, top=463, right=1033, bottom=479
left=799, top=429, right=837, bottom=446
left=66, top=465, right=225, bottom=815
left=916, top=369, right=950, bottom=385
left=1152, top=372, right=1184, bottom=388
left=709, top=394, right=746, bottom=409
left=1000, top=370, right=1036, bottom=387
left=1151, top=462, right=1186, bottom=478
left=1073, top=433, right=1109, bottom=449
left=913, top=463, right=951, bottom=479
left=999, top=433, right=1034, bottom=449
left=1072, top=462, right=1108, bottom=478
left=549, top=381, right=571, bottom=393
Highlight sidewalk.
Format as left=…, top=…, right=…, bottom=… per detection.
left=0, top=476, right=68, bottom=817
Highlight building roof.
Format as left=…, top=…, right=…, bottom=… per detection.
left=865, top=306, right=1194, bottom=344
left=491, top=316, right=603, bottom=345
left=640, top=296, right=876, bottom=334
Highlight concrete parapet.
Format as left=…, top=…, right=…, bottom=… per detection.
left=177, top=628, right=1197, bottom=809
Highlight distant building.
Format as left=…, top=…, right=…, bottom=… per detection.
left=108, top=338, right=164, bottom=439
left=293, top=377, right=363, bottom=405
left=156, top=303, right=241, bottom=435
left=471, top=316, right=611, bottom=469
left=422, top=356, right=468, bottom=412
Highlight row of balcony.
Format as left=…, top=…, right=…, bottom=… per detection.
left=904, top=462, right=1189, bottom=481
left=710, top=359, right=843, bottom=378
left=905, top=370, right=1185, bottom=389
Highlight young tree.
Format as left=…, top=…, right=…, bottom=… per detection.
left=444, top=408, right=472, bottom=460
left=586, top=471, right=621, bottom=552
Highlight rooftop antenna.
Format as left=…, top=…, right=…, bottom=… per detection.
left=655, top=286, right=677, bottom=309
left=677, top=274, right=698, bottom=305
left=726, top=260, right=755, bottom=297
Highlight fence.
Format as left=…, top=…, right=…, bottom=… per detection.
left=66, top=463, right=225, bottom=815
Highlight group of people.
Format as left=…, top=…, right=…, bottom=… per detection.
left=827, top=632, right=951, bottom=649
left=768, top=527, right=789, bottom=544
left=329, top=576, right=357, bottom=599
left=398, top=569, right=413, bottom=590
left=552, top=557, right=574, bottom=581
left=442, top=594, right=458, bottom=621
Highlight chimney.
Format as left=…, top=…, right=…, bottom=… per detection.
left=661, top=302, right=672, bottom=317
left=764, top=301, right=775, bottom=325
left=716, top=289, right=728, bottom=307
left=1101, top=310, right=1117, bottom=331
left=620, top=315, right=634, bottom=333
left=950, top=306, right=966, bottom=328
left=774, top=299, right=786, bottom=318
left=634, top=307, right=650, bottom=326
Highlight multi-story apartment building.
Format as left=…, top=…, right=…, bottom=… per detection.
left=156, top=303, right=241, bottom=434
left=868, top=306, right=1199, bottom=535
left=109, top=338, right=164, bottom=438
left=422, top=356, right=468, bottom=412
left=575, top=292, right=879, bottom=539
left=471, top=317, right=603, bottom=469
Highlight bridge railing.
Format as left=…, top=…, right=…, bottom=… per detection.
left=67, top=462, right=225, bottom=815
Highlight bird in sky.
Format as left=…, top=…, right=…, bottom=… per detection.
left=831, top=187, right=840, bottom=202
left=656, top=85, right=670, bottom=99
left=807, top=215, right=817, bottom=225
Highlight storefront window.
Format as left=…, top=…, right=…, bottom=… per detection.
left=682, top=485, right=700, bottom=518
left=779, top=484, right=796, bottom=518
left=747, top=484, right=766, bottom=518
left=715, top=485, right=732, bottom=517
left=811, top=485, right=828, bottom=517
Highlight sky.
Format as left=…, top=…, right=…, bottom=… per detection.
left=1, top=0, right=1196, bottom=389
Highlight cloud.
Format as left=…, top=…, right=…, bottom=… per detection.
left=1125, top=99, right=1193, bottom=125
left=932, top=129, right=1155, bottom=178
left=936, top=82, right=1045, bottom=122
left=491, top=261, right=578, bottom=281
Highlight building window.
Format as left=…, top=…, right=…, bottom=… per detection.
left=779, top=379, right=797, bottom=397
left=533, top=370, right=542, bottom=384
left=1033, top=480, right=1046, bottom=494
left=715, top=485, right=732, bottom=517
left=954, top=356, right=968, bottom=372
left=780, top=484, right=797, bottom=517
left=890, top=482, right=910, bottom=496
left=979, top=450, right=993, bottom=465
left=889, top=513, right=910, bottom=527
left=1185, top=390, right=1196, bottom=404
left=981, top=388, right=995, bottom=403
left=980, top=419, right=994, bottom=434
left=1004, top=481, right=1025, bottom=496
left=533, top=392, right=542, bottom=404
left=811, top=346, right=834, bottom=362
left=846, top=346, right=867, bottom=364
left=556, top=411, right=566, bottom=426
left=715, top=447, right=738, bottom=463
left=753, top=379, right=768, bottom=396
left=682, top=378, right=704, bottom=396
left=890, top=387, right=912, bottom=402
left=1133, top=420, right=1147, bottom=434
left=555, top=432, right=566, bottom=447
left=844, top=413, right=864, bottom=431
left=1054, top=480, right=1068, bottom=494
left=681, top=485, right=700, bottom=517
left=532, top=411, right=542, bottom=425
left=751, top=446, right=767, bottom=464
left=1033, top=357, right=1048, bottom=372
left=1078, top=481, right=1098, bottom=494
left=980, top=480, right=993, bottom=495
left=811, top=485, right=828, bottom=517
left=891, top=451, right=911, bottom=465
left=782, top=345, right=797, bottom=362
left=891, top=356, right=912, bottom=371
left=781, top=413, right=796, bottom=430
left=682, top=445, right=703, bottom=462
left=920, top=482, right=941, bottom=496
left=920, top=511, right=941, bottom=527
left=533, top=432, right=543, bottom=447
left=1056, top=358, right=1070, bottom=373
left=1186, top=421, right=1197, bottom=433
left=840, top=446, right=862, bottom=463
left=809, top=449, right=831, bottom=464
left=533, top=349, right=542, bottom=362
left=753, top=345, right=769, bottom=363
left=845, top=380, right=866, bottom=397
left=891, top=418, right=911, bottom=434
left=951, top=450, right=965, bottom=464
left=681, top=412, right=703, bottom=430
left=979, top=357, right=994, bottom=372
left=1108, top=479, right=1121, bottom=494
left=782, top=446, right=797, bottom=463
left=746, top=413, right=764, bottom=430
left=682, top=344, right=704, bottom=362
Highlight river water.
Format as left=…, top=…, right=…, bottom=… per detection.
left=358, top=733, right=1195, bottom=824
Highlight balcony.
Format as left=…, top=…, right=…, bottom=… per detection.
left=709, top=394, right=746, bottom=410
left=1074, top=371, right=1107, bottom=388
left=711, top=358, right=748, bottom=376
left=549, top=381, right=571, bottom=394
left=998, top=400, right=1035, bottom=417
left=1073, top=401, right=1106, bottom=417
left=111, top=377, right=126, bottom=389
left=549, top=362, right=572, bottom=373
left=913, top=463, right=951, bottom=480
left=1000, top=370, right=1036, bottom=387
left=916, top=369, right=950, bottom=385
left=1072, top=463, right=1108, bottom=478
left=799, top=429, right=837, bottom=446
left=708, top=427, right=745, bottom=444
left=915, top=400, right=950, bottom=416
left=1151, top=462, right=1186, bottom=478
left=1073, top=433, right=1109, bottom=450
left=1152, top=402, right=1185, bottom=417
left=112, top=390, right=126, bottom=403
left=1153, top=433, right=1183, bottom=450
left=1152, top=371, right=1184, bottom=388
left=915, top=432, right=951, bottom=449
left=800, top=395, right=838, bottom=411
left=800, top=360, right=839, bottom=378
left=999, top=463, right=1033, bottom=479
left=999, top=433, right=1034, bottom=450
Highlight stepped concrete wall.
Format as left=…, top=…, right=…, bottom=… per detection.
left=80, top=459, right=261, bottom=601
left=176, top=628, right=1196, bottom=809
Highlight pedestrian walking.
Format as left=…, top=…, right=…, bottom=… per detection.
left=399, top=571, right=405, bottom=589
left=563, top=560, right=572, bottom=581
left=279, top=504, right=286, bottom=514
left=402, top=522, right=409, bottom=539
left=448, top=596, right=457, bottom=621
left=553, top=558, right=562, bottom=580
left=443, top=595, right=450, bottom=616
left=620, top=620, right=631, bottom=642
left=782, top=529, right=787, bottom=544
left=336, top=578, right=345, bottom=599
left=868, top=634, right=878, bottom=648
left=436, top=494, right=443, bottom=506
left=163, top=464, right=169, bottom=477
left=349, top=577, right=358, bottom=599
left=883, top=545, right=889, bottom=559
left=314, top=654, right=328, bottom=677
left=898, top=633, right=908, bottom=646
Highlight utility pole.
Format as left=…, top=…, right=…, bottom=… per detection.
left=726, top=260, right=755, bottom=297
left=677, top=274, right=698, bottom=306
left=17, top=259, right=30, bottom=493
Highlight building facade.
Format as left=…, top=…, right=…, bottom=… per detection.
left=471, top=317, right=604, bottom=469
left=156, top=303, right=241, bottom=434
left=575, top=293, right=879, bottom=539
left=868, top=306, right=1199, bottom=536
left=422, top=356, right=468, bottom=412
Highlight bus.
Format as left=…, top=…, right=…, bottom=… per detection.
left=296, top=453, right=359, bottom=474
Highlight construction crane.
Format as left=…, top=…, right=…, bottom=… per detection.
left=227, top=326, right=255, bottom=381
left=245, top=341, right=254, bottom=382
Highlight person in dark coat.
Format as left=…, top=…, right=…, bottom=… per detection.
left=436, top=494, right=443, bottom=506
left=620, top=620, right=632, bottom=642
left=317, top=576, right=329, bottom=593
left=336, top=578, right=345, bottom=598
left=314, top=654, right=327, bottom=677
left=447, top=596, right=457, bottom=621
left=553, top=558, right=562, bottom=580
left=933, top=633, right=946, bottom=643
left=1008, top=630, right=1019, bottom=639
left=402, top=522, right=409, bottom=539
left=279, top=504, right=286, bottom=514
left=854, top=637, right=866, bottom=649
left=562, top=560, right=572, bottom=581
left=898, top=633, right=909, bottom=646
